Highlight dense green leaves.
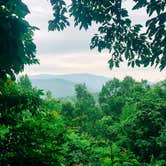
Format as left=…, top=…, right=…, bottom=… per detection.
left=60, top=77, right=166, bottom=165
left=1, top=75, right=166, bottom=165
left=122, top=91, right=166, bottom=163
left=0, top=0, right=38, bottom=80
left=49, top=0, right=69, bottom=31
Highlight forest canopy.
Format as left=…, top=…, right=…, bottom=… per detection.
left=0, top=75, right=166, bottom=165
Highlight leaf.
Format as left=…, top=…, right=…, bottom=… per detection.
left=108, top=59, right=114, bottom=69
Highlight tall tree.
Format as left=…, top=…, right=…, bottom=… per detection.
left=121, top=85, right=166, bottom=163
left=99, top=77, right=149, bottom=118
left=74, top=84, right=100, bottom=134
left=99, top=78, right=124, bottom=117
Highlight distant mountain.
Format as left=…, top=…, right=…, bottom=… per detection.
left=29, top=74, right=57, bottom=79
left=30, top=73, right=110, bottom=98
left=31, top=78, right=76, bottom=98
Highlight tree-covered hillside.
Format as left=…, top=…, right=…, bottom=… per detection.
left=0, top=75, right=165, bottom=165
left=29, top=73, right=110, bottom=97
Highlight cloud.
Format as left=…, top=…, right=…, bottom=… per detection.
left=23, top=51, right=166, bottom=82
left=22, top=0, right=166, bottom=82
left=24, top=0, right=149, bottom=55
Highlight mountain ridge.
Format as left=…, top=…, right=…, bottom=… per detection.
left=29, top=73, right=111, bottom=98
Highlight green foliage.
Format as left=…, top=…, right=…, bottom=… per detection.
left=49, top=0, right=166, bottom=70
left=0, top=77, right=43, bottom=125
left=1, top=75, right=166, bottom=165
left=17, top=74, right=33, bottom=91
left=0, top=76, right=67, bottom=165
left=73, top=84, right=101, bottom=135
left=99, top=78, right=124, bottom=117
left=0, top=113, right=67, bottom=165
left=0, top=1, right=38, bottom=80
left=61, top=99, right=75, bottom=120
left=60, top=78, right=166, bottom=165
left=120, top=104, right=137, bottom=123
left=65, top=133, right=94, bottom=165
left=49, top=0, right=69, bottom=31
left=99, top=77, right=148, bottom=119
left=122, top=87, right=166, bottom=163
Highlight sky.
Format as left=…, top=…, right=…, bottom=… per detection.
left=22, top=0, right=166, bottom=82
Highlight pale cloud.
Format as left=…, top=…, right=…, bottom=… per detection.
left=23, top=51, right=166, bottom=82
left=22, top=0, right=166, bottom=82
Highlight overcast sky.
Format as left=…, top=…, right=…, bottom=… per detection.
left=22, top=0, right=166, bottom=82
